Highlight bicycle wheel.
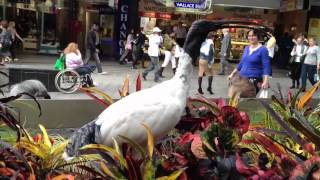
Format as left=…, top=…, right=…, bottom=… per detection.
left=55, top=69, right=81, bottom=93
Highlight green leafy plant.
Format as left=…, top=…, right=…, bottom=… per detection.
left=78, top=123, right=185, bottom=180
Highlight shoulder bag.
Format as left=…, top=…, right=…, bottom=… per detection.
left=228, top=72, right=256, bottom=98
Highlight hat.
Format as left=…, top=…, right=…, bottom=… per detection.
left=152, top=27, right=162, bottom=33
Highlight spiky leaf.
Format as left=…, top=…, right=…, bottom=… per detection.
left=141, top=123, right=154, bottom=159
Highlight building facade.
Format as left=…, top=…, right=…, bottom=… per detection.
left=1, top=0, right=317, bottom=59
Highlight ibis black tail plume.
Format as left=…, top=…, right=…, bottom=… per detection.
left=64, top=120, right=101, bottom=158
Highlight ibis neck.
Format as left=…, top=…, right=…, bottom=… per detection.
left=173, top=53, right=193, bottom=85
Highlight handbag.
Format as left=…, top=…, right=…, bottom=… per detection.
left=289, top=55, right=296, bottom=64
left=256, top=89, right=271, bottom=99
left=54, top=54, right=65, bottom=70
left=299, top=46, right=307, bottom=63
left=228, top=73, right=256, bottom=98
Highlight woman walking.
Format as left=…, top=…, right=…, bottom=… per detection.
left=300, top=37, right=320, bottom=92
left=228, top=30, right=271, bottom=96
left=289, top=35, right=307, bottom=89
left=119, top=29, right=134, bottom=64
left=8, top=21, right=24, bottom=61
left=198, top=34, right=215, bottom=95
left=0, top=20, right=12, bottom=65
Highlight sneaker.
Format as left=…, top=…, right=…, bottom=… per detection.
left=13, top=58, right=19, bottom=61
left=99, top=72, right=108, bottom=75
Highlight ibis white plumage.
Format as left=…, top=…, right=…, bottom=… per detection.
left=64, top=20, right=268, bottom=159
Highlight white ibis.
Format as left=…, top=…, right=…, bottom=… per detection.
left=64, top=20, right=269, bottom=159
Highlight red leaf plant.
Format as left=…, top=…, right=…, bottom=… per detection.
left=217, top=106, right=250, bottom=135
left=290, top=156, right=320, bottom=180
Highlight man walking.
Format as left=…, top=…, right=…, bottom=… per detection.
left=84, top=23, right=107, bottom=75
left=142, top=27, right=163, bottom=82
left=173, top=22, right=187, bottom=47
left=218, top=28, right=232, bottom=75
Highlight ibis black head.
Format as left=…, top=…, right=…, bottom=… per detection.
left=183, top=20, right=272, bottom=60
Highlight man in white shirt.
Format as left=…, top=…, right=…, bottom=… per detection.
left=142, top=27, right=163, bottom=82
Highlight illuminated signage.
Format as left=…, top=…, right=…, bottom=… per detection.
left=174, top=0, right=206, bottom=9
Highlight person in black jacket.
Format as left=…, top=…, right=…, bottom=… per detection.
left=132, top=28, right=146, bottom=69
left=84, top=23, right=107, bottom=75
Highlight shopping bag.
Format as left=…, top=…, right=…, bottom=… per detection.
left=257, top=89, right=271, bottom=99
left=314, top=73, right=320, bottom=82
left=54, top=54, right=65, bottom=70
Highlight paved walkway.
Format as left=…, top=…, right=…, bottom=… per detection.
left=1, top=52, right=319, bottom=99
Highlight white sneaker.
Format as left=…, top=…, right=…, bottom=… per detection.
left=99, top=72, right=108, bottom=75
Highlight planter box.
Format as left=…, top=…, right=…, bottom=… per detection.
left=9, top=67, right=59, bottom=92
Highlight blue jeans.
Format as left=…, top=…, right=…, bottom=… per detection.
left=75, top=64, right=96, bottom=75
left=143, top=56, right=160, bottom=81
left=301, top=64, right=317, bottom=89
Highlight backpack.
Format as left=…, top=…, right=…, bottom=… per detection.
left=0, top=30, right=12, bottom=50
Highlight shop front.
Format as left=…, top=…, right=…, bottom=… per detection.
left=2, top=0, right=68, bottom=55
left=308, top=4, right=320, bottom=44
left=138, top=0, right=212, bottom=34
left=204, top=7, right=278, bottom=61
left=278, top=0, right=309, bottom=36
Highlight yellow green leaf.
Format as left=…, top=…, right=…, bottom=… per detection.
left=141, top=123, right=154, bottom=159
left=229, top=92, right=240, bottom=107
left=143, top=160, right=155, bottom=180
left=100, top=161, right=117, bottom=179
left=39, top=124, right=52, bottom=148
left=51, top=140, right=69, bottom=157
left=80, top=144, right=128, bottom=169
left=16, top=142, right=47, bottom=159
left=112, top=138, right=121, bottom=156
left=118, top=135, right=146, bottom=158
left=156, top=168, right=187, bottom=180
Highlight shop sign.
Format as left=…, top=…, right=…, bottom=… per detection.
left=139, top=0, right=175, bottom=13
left=141, top=0, right=212, bottom=13
left=174, top=0, right=206, bottom=9
left=116, top=0, right=130, bottom=57
left=99, top=5, right=115, bottom=14
left=139, top=12, right=172, bottom=20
